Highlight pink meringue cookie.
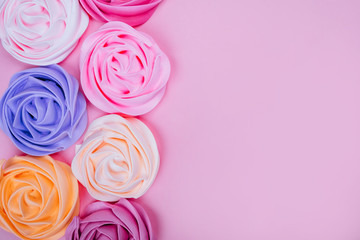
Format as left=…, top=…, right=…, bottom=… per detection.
left=71, top=114, right=160, bottom=201
left=0, top=0, right=89, bottom=65
left=79, top=0, right=162, bottom=26
left=80, top=21, right=170, bottom=116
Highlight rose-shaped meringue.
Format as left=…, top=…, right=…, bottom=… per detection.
left=72, top=114, right=159, bottom=201
left=0, top=155, right=79, bottom=240
left=0, top=0, right=89, bottom=65
left=65, top=199, right=153, bottom=240
left=0, top=64, right=87, bottom=156
left=79, top=0, right=162, bottom=26
left=80, top=21, right=170, bottom=116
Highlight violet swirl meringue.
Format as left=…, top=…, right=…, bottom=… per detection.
left=0, top=64, right=88, bottom=156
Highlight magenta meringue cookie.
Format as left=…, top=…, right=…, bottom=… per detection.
left=65, top=199, right=153, bottom=240
left=80, top=21, right=170, bottom=116
left=0, top=0, right=89, bottom=65
left=71, top=114, right=159, bottom=201
left=79, top=0, right=162, bottom=26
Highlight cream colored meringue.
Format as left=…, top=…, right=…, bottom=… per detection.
left=71, top=114, right=160, bottom=201
left=0, top=0, right=89, bottom=65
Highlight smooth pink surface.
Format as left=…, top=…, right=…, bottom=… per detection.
left=1, top=0, right=360, bottom=239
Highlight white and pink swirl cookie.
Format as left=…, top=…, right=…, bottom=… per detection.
left=0, top=0, right=89, bottom=65
left=71, top=114, right=160, bottom=201
left=80, top=21, right=170, bottom=116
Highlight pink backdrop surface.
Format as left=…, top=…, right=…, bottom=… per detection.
left=1, top=0, right=360, bottom=239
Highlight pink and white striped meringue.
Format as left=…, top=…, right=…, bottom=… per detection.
left=0, top=0, right=89, bottom=65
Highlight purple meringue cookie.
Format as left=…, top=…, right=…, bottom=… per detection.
left=0, top=64, right=87, bottom=156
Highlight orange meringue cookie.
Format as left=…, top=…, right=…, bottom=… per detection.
left=0, top=155, right=79, bottom=240
left=71, top=114, right=160, bottom=201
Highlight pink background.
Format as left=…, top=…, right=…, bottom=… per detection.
left=1, top=0, right=360, bottom=239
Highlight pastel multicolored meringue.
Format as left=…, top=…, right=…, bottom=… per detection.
left=79, top=0, right=162, bottom=26
left=80, top=21, right=170, bottom=116
left=0, top=0, right=89, bottom=65
left=65, top=199, right=153, bottom=240
left=0, top=155, right=79, bottom=240
left=72, top=114, right=160, bottom=201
